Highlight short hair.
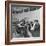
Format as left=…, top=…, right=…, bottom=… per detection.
left=34, top=20, right=38, bottom=22
left=30, top=21, right=33, bottom=24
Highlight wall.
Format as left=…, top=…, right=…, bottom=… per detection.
left=0, top=0, right=46, bottom=46
left=12, top=9, right=40, bottom=22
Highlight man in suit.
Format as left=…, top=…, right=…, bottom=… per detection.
left=32, top=20, right=40, bottom=37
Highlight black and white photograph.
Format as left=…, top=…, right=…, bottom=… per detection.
left=11, top=5, right=40, bottom=38
left=9, top=4, right=44, bottom=42
left=5, top=1, right=45, bottom=44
